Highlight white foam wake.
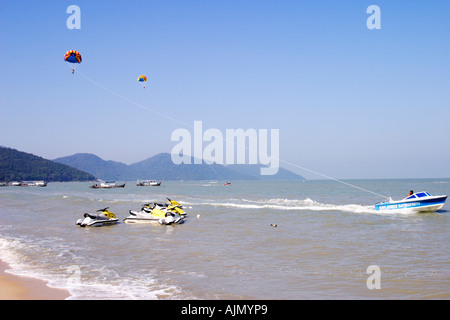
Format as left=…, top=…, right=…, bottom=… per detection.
left=191, top=198, right=377, bottom=214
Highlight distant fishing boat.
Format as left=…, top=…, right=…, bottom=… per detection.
left=21, top=181, right=48, bottom=187
left=136, top=180, right=161, bottom=186
left=375, top=191, right=447, bottom=213
left=90, top=180, right=126, bottom=189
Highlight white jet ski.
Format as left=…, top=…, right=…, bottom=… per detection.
left=124, top=202, right=185, bottom=225
left=76, top=207, right=119, bottom=227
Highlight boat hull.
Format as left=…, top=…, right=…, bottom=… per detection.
left=123, top=217, right=160, bottom=224
left=90, top=183, right=126, bottom=189
left=137, top=180, right=161, bottom=186
left=123, top=216, right=184, bottom=225
left=76, top=218, right=119, bottom=227
left=21, top=181, right=48, bottom=187
left=76, top=211, right=119, bottom=227
left=375, top=195, right=447, bottom=213
left=124, top=210, right=185, bottom=225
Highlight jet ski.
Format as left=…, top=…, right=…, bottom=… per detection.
left=76, top=207, right=119, bottom=227
left=157, top=198, right=187, bottom=215
left=144, top=198, right=187, bottom=216
left=124, top=201, right=185, bottom=225
left=159, top=211, right=185, bottom=225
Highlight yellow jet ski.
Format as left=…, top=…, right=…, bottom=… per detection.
left=124, top=201, right=185, bottom=225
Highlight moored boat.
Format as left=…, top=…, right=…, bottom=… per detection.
left=21, top=181, right=48, bottom=187
left=375, top=191, right=447, bottom=213
left=90, top=180, right=126, bottom=189
left=137, top=180, right=161, bottom=186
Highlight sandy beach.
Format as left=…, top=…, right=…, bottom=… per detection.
left=0, top=260, right=70, bottom=300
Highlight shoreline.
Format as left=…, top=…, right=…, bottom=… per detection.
left=0, top=259, right=71, bottom=300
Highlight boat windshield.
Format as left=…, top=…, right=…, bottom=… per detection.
left=416, top=192, right=430, bottom=198
left=406, top=192, right=432, bottom=199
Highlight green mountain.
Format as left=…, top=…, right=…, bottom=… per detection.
left=225, top=164, right=305, bottom=180
left=54, top=152, right=305, bottom=181
left=0, top=146, right=96, bottom=182
left=127, top=153, right=256, bottom=181
left=52, top=153, right=129, bottom=180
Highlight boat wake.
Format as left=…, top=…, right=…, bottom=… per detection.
left=191, top=198, right=378, bottom=214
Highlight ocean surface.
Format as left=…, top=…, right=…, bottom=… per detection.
left=0, top=179, right=449, bottom=300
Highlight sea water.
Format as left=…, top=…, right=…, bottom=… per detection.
left=0, top=179, right=449, bottom=299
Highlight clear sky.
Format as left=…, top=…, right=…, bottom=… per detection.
left=1, top=0, right=449, bottom=179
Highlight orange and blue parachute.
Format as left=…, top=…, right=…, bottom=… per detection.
left=64, top=50, right=82, bottom=64
left=64, top=50, right=82, bottom=74
left=137, top=75, right=147, bottom=88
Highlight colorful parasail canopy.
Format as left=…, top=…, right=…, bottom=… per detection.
left=137, top=75, right=147, bottom=82
left=64, top=50, right=82, bottom=64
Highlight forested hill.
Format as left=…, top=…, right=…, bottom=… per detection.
left=0, top=146, right=96, bottom=182
left=54, top=152, right=306, bottom=181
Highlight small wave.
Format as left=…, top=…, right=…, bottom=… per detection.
left=66, top=275, right=182, bottom=300
left=0, top=237, right=183, bottom=300
left=0, top=237, right=71, bottom=294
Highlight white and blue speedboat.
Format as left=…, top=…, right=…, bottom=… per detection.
left=375, top=191, right=447, bottom=213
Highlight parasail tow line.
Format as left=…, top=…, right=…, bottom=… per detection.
left=75, top=70, right=390, bottom=200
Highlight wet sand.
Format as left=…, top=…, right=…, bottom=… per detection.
left=0, top=260, right=70, bottom=300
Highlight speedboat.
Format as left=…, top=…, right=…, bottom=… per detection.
left=76, top=207, right=119, bottom=227
left=137, top=180, right=161, bottom=186
left=90, top=180, right=126, bottom=189
left=375, top=191, right=447, bottom=213
left=124, top=200, right=186, bottom=225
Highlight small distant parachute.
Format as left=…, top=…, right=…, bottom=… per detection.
left=64, top=50, right=82, bottom=74
left=137, top=75, right=147, bottom=88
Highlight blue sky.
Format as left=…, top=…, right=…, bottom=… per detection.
left=1, top=0, right=449, bottom=179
